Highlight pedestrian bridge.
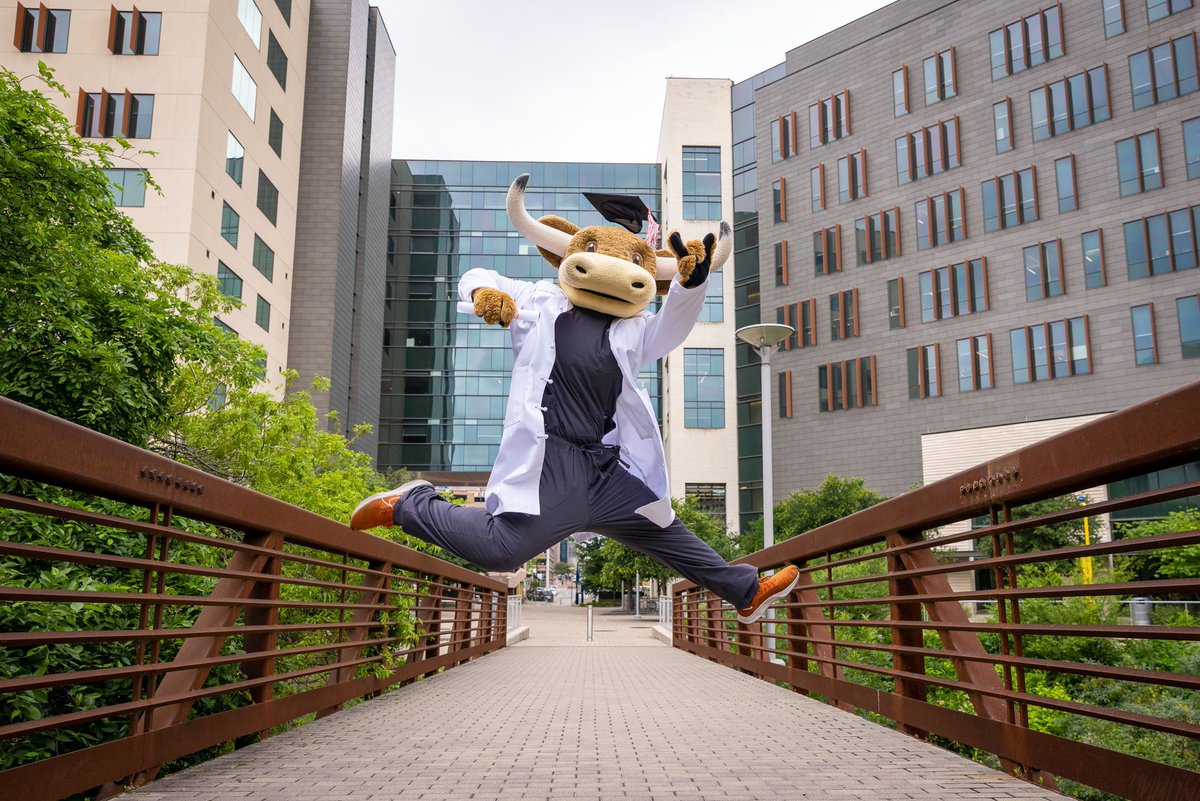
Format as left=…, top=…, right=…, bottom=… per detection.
left=1, top=382, right=1198, bottom=801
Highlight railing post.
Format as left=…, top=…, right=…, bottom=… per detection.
left=886, top=530, right=929, bottom=738
left=239, top=531, right=285, bottom=739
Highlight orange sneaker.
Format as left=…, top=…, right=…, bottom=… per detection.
left=349, top=480, right=432, bottom=530
left=736, top=565, right=800, bottom=624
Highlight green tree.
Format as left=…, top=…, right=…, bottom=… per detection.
left=740, top=475, right=886, bottom=553
left=1114, top=508, right=1200, bottom=581
left=0, top=64, right=255, bottom=446
left=596, top=497, right=741, bottom=588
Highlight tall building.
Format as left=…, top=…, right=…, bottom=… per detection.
left=288, top=0, right=393, bottom=454
left=382, top=160, right=663, bottom=491
left=754, top=0, right=1200, bottom=502
left=6, top=0, right=313, bottom=384
left=656, top=78, right=746, bottom=532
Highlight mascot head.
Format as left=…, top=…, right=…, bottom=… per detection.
left=505, top=174, right=730, bottom=318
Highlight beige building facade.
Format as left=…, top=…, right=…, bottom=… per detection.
left=657, top=77, right=742, bottom=533
left=5, top=0, right=310, bottom=388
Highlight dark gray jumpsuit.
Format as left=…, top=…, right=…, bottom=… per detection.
left=394, top=305, right=759, bottom=608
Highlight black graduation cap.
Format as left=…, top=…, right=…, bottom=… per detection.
left=582, top=191, right=650, bottom=234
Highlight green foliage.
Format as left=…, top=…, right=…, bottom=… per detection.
left=1115, top=508, right=1200, bottom=580
left=1007, top=494, right=1090, bottom=554
left=0, top=64, right=260, bottom=446
left=741, top=475, right=886, bottom=553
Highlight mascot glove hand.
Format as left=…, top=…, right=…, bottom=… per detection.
left=473, top=288, right=518, bottom=327
left=668, top=231, right=717, bottom=289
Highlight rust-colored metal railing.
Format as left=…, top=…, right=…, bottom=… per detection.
left=672, top=380, right=1200, bottom=801
left=0, top=397, right=507, bottom=801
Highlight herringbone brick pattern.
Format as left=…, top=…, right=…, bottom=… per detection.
left=130, top=605, right=1067, bottom=800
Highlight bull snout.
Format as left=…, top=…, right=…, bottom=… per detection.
left=560, top=252, right=656, bottom=309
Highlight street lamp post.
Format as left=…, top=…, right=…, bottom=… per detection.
left=735, top=323, right=795, bottom=664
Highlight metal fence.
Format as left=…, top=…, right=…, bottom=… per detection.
left=0, top=398, right=508, bottom=801
left=670, top=380, right=1200, bottom=801
left=507, top=595, right=523, bottom=631
left=657, top=595, right=672, bottom=630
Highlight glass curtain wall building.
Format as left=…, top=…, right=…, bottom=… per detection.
left=382, top=160, right=662, bottom=480
left=732, top=64, right=785, bottom=532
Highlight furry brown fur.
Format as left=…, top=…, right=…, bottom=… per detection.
left=473, top=287, right=519, bottom=327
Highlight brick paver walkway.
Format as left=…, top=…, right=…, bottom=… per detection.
left=131, top=604, right=1067, bottom=800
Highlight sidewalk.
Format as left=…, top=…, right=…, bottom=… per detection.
left=130, top=604, right=1067, bottom=801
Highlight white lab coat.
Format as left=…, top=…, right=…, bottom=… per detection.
left=457, top=268, right=709, bottom=528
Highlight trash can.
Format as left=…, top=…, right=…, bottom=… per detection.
left=1130, top=596, right=1152, bottom=626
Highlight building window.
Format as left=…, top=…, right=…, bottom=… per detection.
left=778, top=370, right=793, bottom=419
left=893, top=67, right=909, bottom=116
left=809, top=90, right=851, bottom=148
left=684, top=348, right=725, bottom=429
left=855, top=208, right=900, bottom=265
left=226, top=132, right=245, bottom=185
left=252, top=234, right=275, bottom=281
left=15, top=5, right=69, bottom=53
left=1104, top=0, right=1126, bottom=36
left=888, top=277, right=906, bottom=329
left=829, top=289, right=859, bottom=341
left=268, top=109, right=284, bottom=157
left=919, top=259, right=988, bottom=323
left=699, top=275, right=724, bottom=323
left=1124, top=205, right=1199, bottom=278
left=818, top=356, right=877, bottom=412
left=682, top=146, right=721, bottom=220
left=217, top=261, right=243, bottom=299
left=923, top=48, right=957, bottom=105
left=915, top=189, right=965, bottom=251
left=1024, top=239, right=1065, bottom=301
left=982, top=167, right=1037, bottom=232
left=989, top=4, right=1065, bottom=79
left=813, top=225, right=841, bottom=275
left=103, top=169, right=147, bottom=207
left=232, top=56, right=257, bottom=121
left=770, top=112, right=797, bottom=161
left=1116, top=130, right=1163, bottom=196
left=774, top=240, right=789, bottom=287
left=1031, top=66, right=1111, bottom=141
left=255, top=295, right=271, bottom=331
left=221, top=202, right=239, bottom=247
left=267, top=30, right=288, bottom=90
left=257, top=170, right=279, bottom=225
left=109, top=9, right=161, bottom=55
left=993, top=98, right=1014, bottom=153
left=1129, top=33, right=1199, bottom=110
left=779, top=300, right=817, bottom=350
left=1011, top=316, right=1090, bottom=383
left=956, top=334, right=994, bottom=392
left=1082, top=229, right=1106, bottom=287
left=274, top=0, right=292, bottom=25
left=237, top=0, right=262, bottom=45
left=895, top=117, right=959, bottom=184
left=685, top=484, right=727, bottom=519
left=1147, top=0, right=1193, bottom=21
left=837, top=150, right=867, bottom=203
left=214, top=318, right=237, bottom=337
left=1178, top=294, right=1200, bottom=357
left=77, top=91, right=153, bottom=138
left=1185, top=118, right=1200, bottom=179
left=772, top=178, right=787, bottom=222
left=1131, top=304, right=1158, bottom=365
left=1054, top=155, right=1078, bottom=213
left=810, top=165, right=825, bottom=212
left=907, top=344, right=941, bottom=399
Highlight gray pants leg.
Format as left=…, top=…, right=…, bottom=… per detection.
left=395, top=436, right=758, bottom=609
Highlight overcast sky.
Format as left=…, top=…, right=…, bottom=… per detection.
left=379, top=0, right=896, bottom=164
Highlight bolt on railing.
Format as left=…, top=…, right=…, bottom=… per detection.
left=669, top=380, right=1200, bottom=801
left=0, top=397, right=508, bottom=801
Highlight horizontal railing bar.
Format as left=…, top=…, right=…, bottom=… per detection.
left=0, top=540, right=420, bottom=600
left=0, top=621, right=385, bottom=647
left=776, top=577, right=1200, bottom=609
left=738, top=628, right=1200, bottom=691
left=0, top=587, right=385, bottom=611
left=0, top=634, right=412, bottom=693
left=774, top=616, right=1200, bottom=641
left=788, top=529, right=1200, bottom=596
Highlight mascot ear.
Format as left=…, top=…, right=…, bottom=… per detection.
left=536, top=215, right=579, bottom=268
